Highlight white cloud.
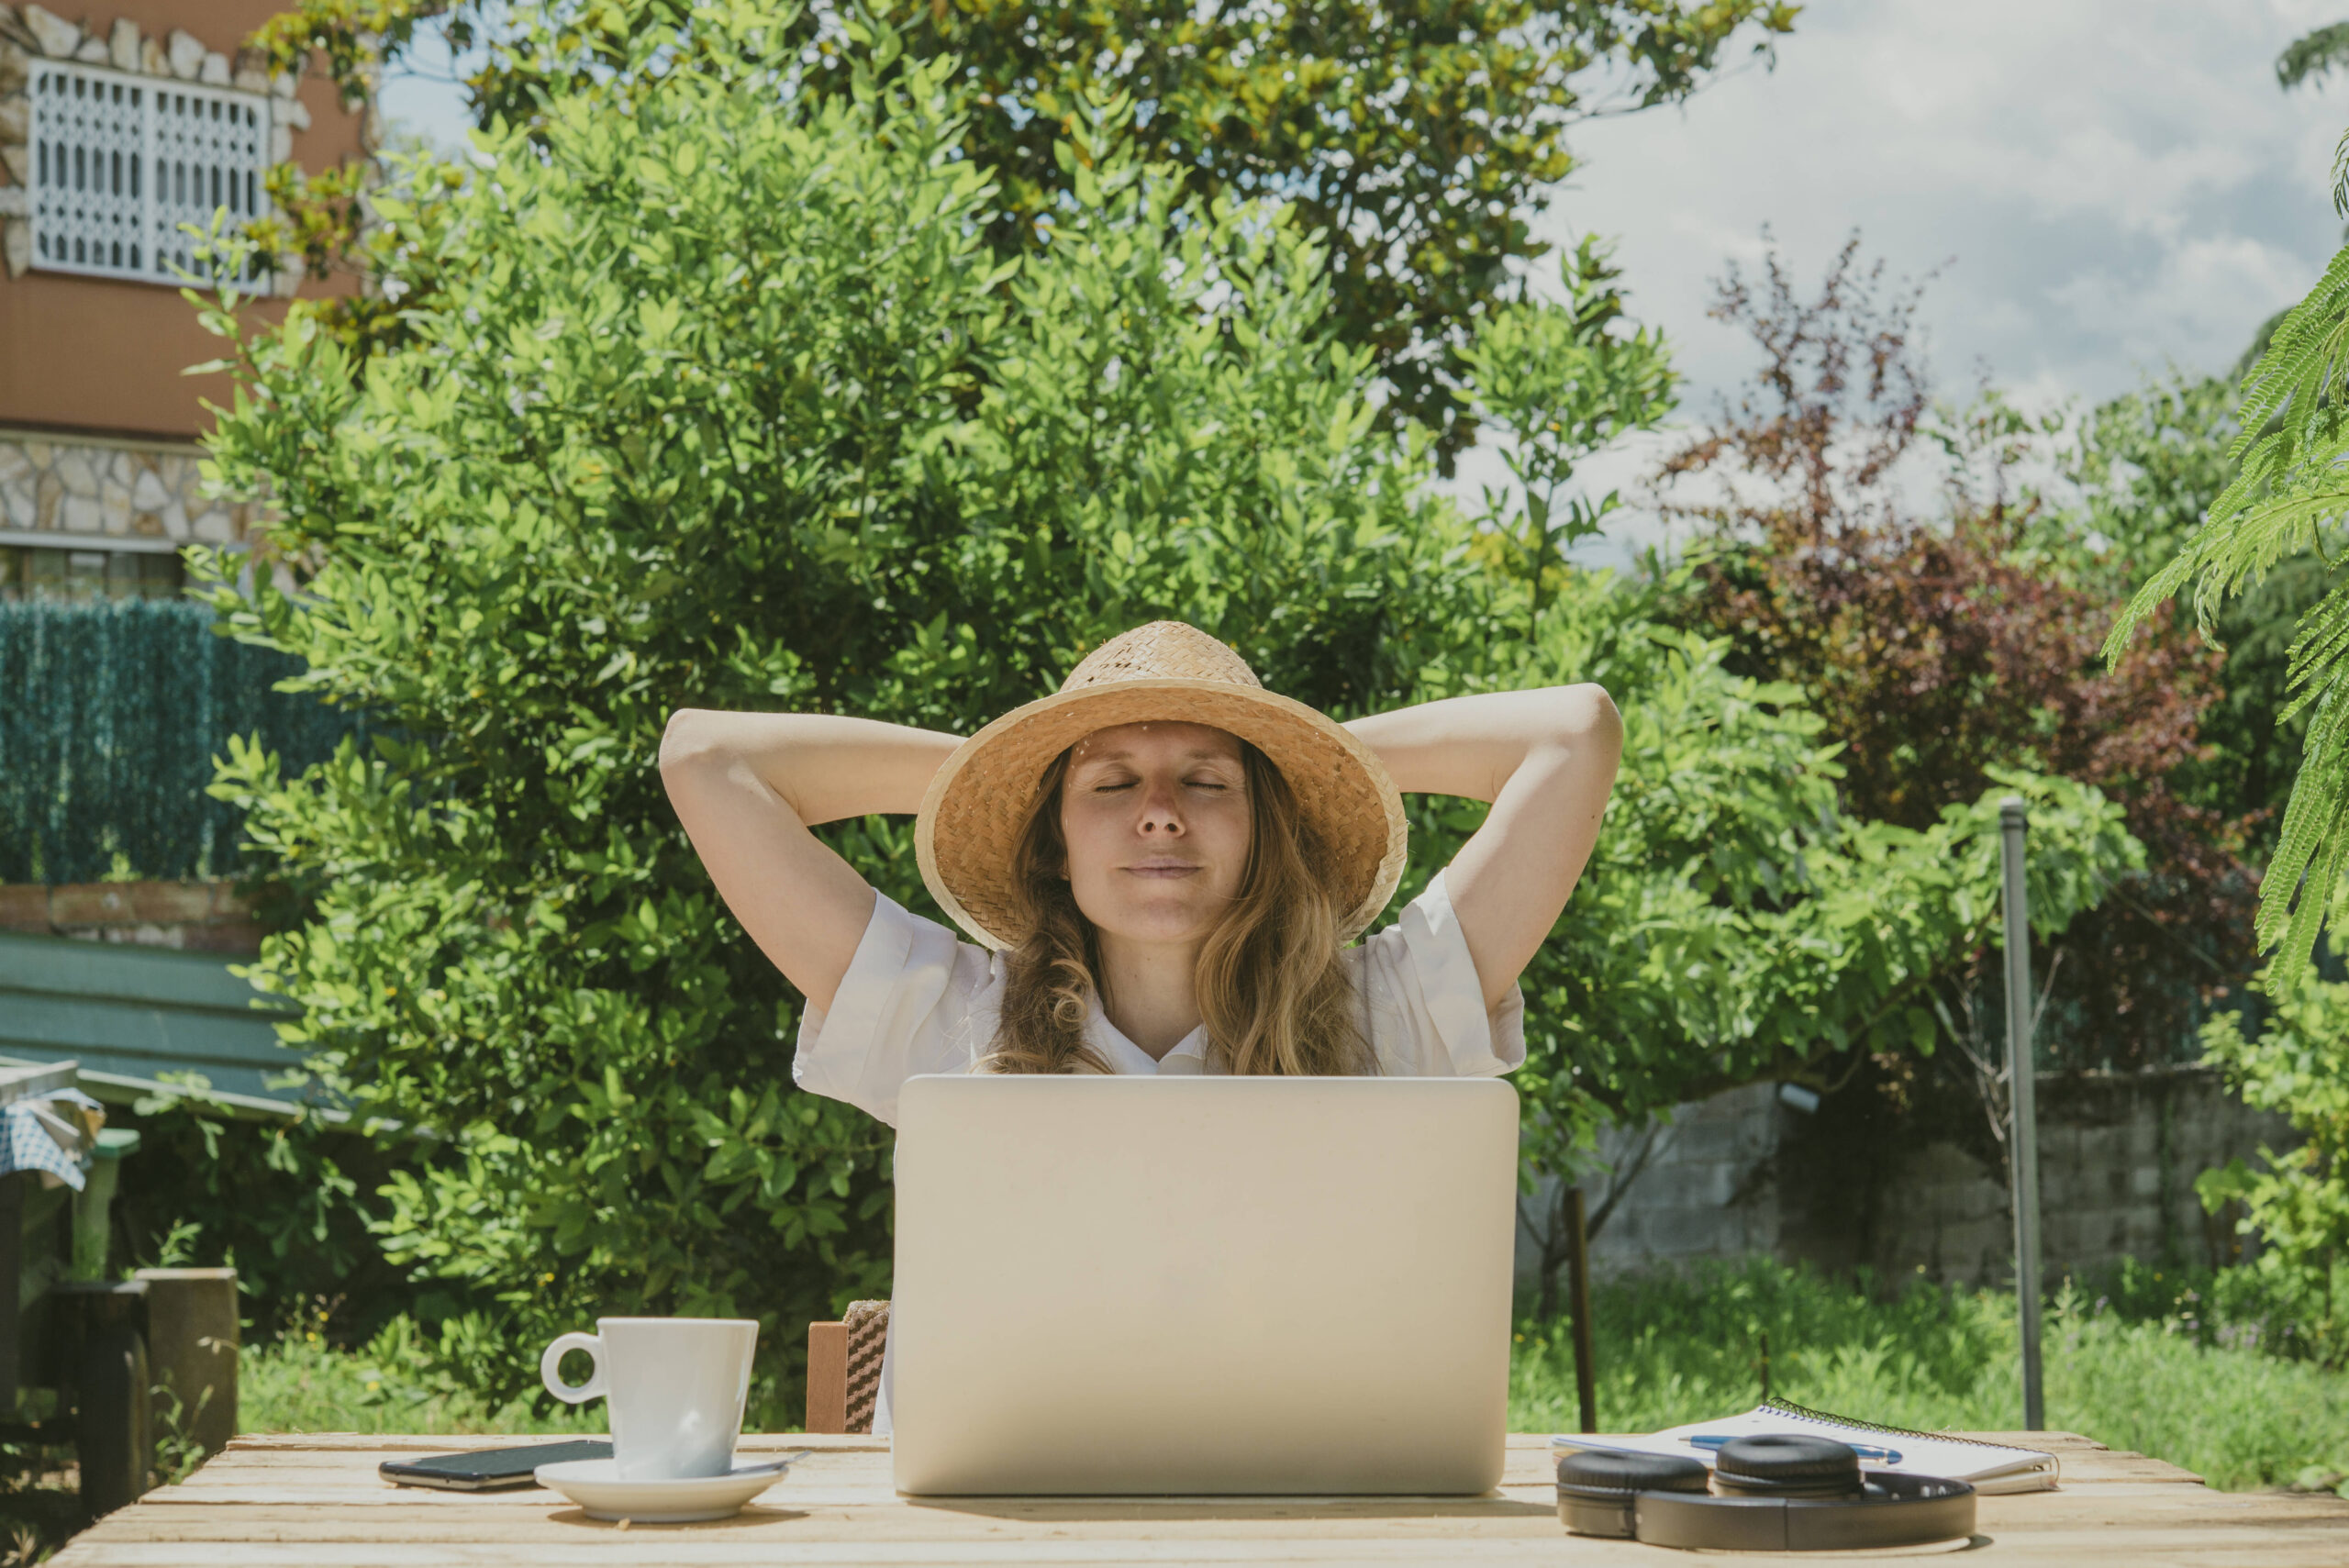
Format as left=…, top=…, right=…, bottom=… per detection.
left=1575, top=0, right=2345, bottom=389
left=1473, top=0, right=2349, bottom=566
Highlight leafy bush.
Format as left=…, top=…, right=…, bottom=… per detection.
left=186, top=8, right=2139, bottom=1403
left=2087, top=1253, right=2347, bottom=1362
left=109, top=1088, right=411, bottom=1346
left=199, top=21, right=1540, bottom=1405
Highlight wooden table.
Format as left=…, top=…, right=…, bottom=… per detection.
left=47, top=1430, right=2349, bottom=1564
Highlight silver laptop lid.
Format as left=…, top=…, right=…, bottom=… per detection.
left=891, top=1074, right=1519, bottom=1496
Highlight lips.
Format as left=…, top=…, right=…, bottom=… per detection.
left=1125, top=860, right=1203, bottom=877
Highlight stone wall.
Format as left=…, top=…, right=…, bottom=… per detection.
left=0, top=879, right=261, bottom=953
left=0, top=428, right=254, bottom=541
left=0, top=3, right=309, bottom=289
left=1520, top=1067, right=2297, bottom=1290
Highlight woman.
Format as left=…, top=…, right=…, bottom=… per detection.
left=661, top=620, right=1621, bottom=1114
left=662, top=620, right=1620, bottom=1432
left=662, top=606, right=1616, bottom=1098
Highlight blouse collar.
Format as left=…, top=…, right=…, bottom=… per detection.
left=1085, top=995, right=1211, bottom=1074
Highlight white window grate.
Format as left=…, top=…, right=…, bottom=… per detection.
left=29, top=59, right=270, bottom=286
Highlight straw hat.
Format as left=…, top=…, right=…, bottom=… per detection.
left=915, top=621, right=1408, bottom=951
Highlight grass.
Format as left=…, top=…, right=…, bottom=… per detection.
left=240, top=1314, right=605, bottom=1438
left=215, top=1259, right=2349, bottom=1496
left=1509, top=1259, right=2349, bottom=1493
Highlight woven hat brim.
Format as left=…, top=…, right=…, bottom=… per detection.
left=915, top=679, right=1408, bottom=951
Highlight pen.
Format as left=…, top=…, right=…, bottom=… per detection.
left=1683, top=1434, right=1904, bottom=1465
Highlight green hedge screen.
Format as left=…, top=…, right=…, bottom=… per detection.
left=0, top=598, right=362, bottom=884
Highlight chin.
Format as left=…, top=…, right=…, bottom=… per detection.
left=1083, top=900, right=1220, bottom=946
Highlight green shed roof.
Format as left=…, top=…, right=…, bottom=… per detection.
left=0, top=931, right=315, bottom=1118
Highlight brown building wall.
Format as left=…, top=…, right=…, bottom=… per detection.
left=0, top=1, right=370, bottom=440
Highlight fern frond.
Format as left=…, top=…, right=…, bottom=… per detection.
left=2280, top=576, right=2349, bottom=722
left=2232, top=245, right=2349, bottom=449
left=2111, top=233, right=2349, bottom=981
left=2279, top=21, right=2349, bottom=90
left=2259, top=673, right=2349, bottom=987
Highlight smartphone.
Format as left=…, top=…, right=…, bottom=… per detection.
left=379, top=1439, right=614, bottom=1491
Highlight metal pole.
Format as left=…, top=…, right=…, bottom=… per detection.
left=1566, top=1186, right=1598, bottom=1434
left=2000, top=797, right=2045, bottom=1431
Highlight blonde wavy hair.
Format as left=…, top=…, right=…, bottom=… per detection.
left=986, top=739, right=1372, bottom=1076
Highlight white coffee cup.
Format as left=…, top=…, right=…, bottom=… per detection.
left=540, top=1316, right=760, bottom=1480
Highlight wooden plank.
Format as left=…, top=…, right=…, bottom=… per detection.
left=806, top=1321, right=848, bottom=1434
left=0, top=1173, right=19, bottom=1408
left=43, top=1430, right=2349, bottom=1568
left=0, top=1059, right=76, bottom=1106
left=42, top=1518, right=2349, bottom=1568
left=137, top=1268, right=239, bottom=1455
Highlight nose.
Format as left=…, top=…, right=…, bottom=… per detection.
left=1136, top=775, right=1186, bottom=837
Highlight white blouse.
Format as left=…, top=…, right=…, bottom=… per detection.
left=793, top=868, right=1526, bottom=1124
left=789, top=866, right=1526, bottom=1438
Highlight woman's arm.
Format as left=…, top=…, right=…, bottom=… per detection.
left=1345, top=686, right=1622, bottom=1011
left=659, top=711, right=961, bottom=1013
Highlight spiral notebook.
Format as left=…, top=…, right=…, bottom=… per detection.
left=1552, top=1398, right=2061, bottom=1495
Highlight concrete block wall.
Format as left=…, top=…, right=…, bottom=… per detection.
left=1868, top=1069, right=2288, bottom=1285
left=1518, top=1067, right=2297, bottom=1291
left=1566, top=1081, right=1786, bottom=1271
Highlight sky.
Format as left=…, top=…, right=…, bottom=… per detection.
left=1551, top=0, right=2348, bottom=410
left=377, top=2, right=2349, bottom=558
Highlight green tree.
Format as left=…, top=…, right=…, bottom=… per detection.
left=251, top=0, right=1798, bottom=462
left=188, top=6, right=2134, bottom=1392
left=1462, top=236, right=1675, bottom=635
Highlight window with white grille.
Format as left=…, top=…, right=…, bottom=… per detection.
left=29, top=59, right=270, bottom=285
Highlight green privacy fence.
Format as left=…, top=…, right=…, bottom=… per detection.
left=0, top=598, right=364, bottom=884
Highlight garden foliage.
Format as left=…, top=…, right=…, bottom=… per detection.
left=1510, top=1258, right=2349, bottom=1491
left=2199, top=955, right=2349, bottom=1362
left=188, top=7, right=2139, bottom=1398
left=2107, top=217, right=2349, bottom=987
left=2047, top=373, right=2321, bottom=856
left=1664, top=240, right=2254, bottom=1073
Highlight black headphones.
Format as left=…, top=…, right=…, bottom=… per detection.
left=1556, top=1435, right=1977, bottom=1551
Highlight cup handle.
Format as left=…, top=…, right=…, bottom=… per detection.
left=540, top=1331, right=607, bottom=1404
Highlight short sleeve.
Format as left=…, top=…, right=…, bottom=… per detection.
left=793, top=892, right=1001, bottom=1127
left=1353, top=867, right=1527, bottom=1077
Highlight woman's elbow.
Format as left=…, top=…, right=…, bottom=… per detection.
left=658, top=707, right=727, bottom=778
left=1557, top=684, right=1623, bottom=759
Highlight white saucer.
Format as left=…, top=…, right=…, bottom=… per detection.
left=536, top=1452, right=806, bottom=1522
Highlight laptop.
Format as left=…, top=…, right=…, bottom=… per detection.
left=889, top=1073, right=1520, bottom=1496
